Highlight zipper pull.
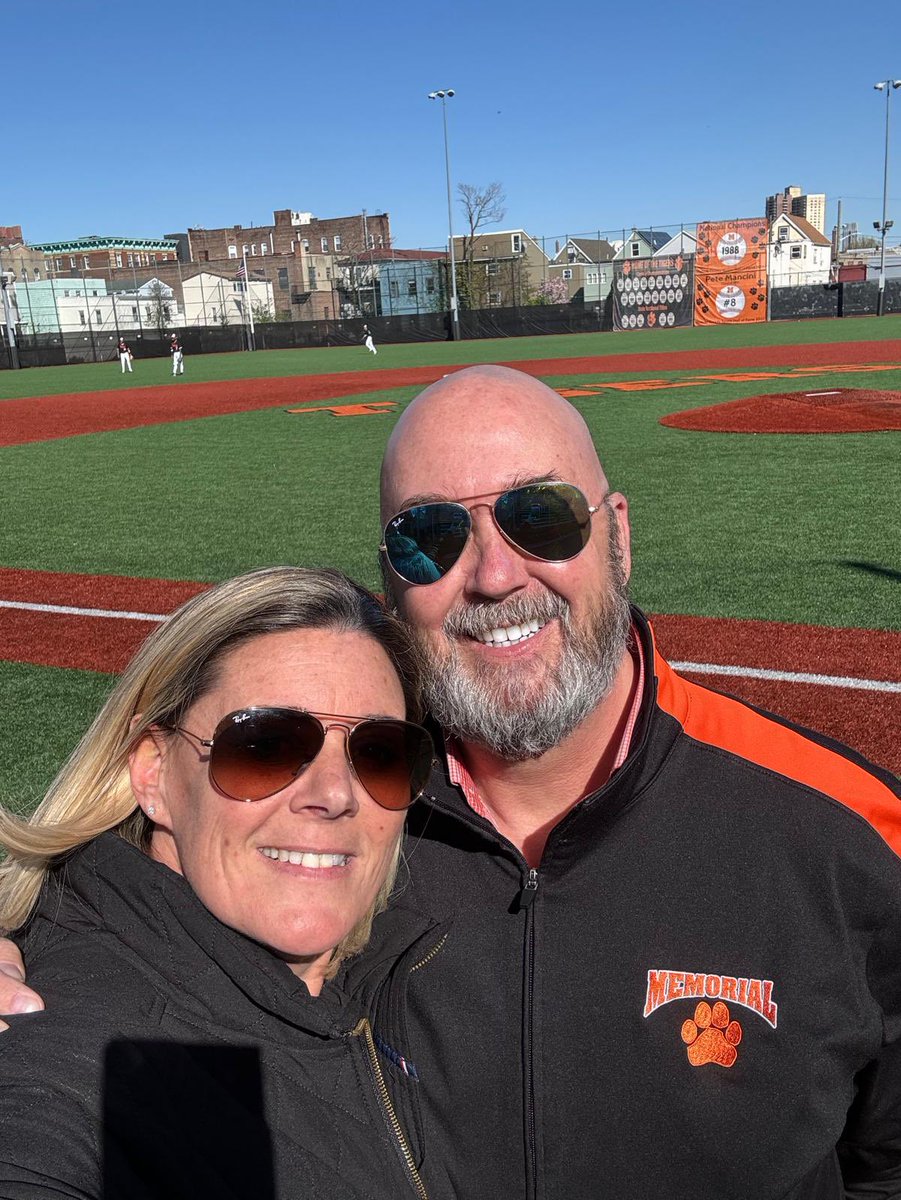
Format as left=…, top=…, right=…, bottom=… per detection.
left=519, top=867, right=539, bottom=908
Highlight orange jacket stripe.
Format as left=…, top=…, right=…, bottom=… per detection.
left=653, top=639, right=901, bottom=859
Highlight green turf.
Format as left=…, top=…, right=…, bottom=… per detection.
left=3, top=313, right=901, bottom=400
left=2, top=370, right=898, bottom=629
left=0, top=662, right=114, bottom=813
left=3, top=327, right=901, bottom=805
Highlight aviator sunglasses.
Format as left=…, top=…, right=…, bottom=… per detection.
left=162, top=707, right=435, bottom=811
left=381, top=481, right=606, bottom=586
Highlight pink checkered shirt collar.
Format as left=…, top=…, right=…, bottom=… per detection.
left=444, top=623, right=646, bottom=823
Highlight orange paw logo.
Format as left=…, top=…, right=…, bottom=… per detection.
left=680, top=1001, right=742, bottom=1068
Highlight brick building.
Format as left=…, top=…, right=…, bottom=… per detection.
left=184, top=209, right=391, bottom=263
left=27, top=234, right=179, bottom=277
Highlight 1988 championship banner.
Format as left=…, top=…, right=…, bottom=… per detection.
left=612, top=255, right=694, bottom=331
left=694, top=219, right=767, bottom=325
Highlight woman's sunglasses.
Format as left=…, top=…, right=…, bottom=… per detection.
left=381, top=481, right=605, bottom=586
left=162, top=707, right=434, bottom=811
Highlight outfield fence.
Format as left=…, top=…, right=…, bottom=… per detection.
left=5, top=279, right=901, bottom=371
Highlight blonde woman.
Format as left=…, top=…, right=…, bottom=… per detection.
left=0, top=567, right=444, bottom=1199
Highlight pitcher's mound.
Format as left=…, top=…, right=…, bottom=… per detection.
left=661, top=388, right=901, bottom=434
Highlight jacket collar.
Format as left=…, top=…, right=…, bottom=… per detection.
left=410, top=607, right=682, bottom=857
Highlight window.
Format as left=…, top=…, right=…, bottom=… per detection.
left=309, top=267, right=317, bottom=287
left=260, top=242, right=268, bottom=255
left=368, top=234, right=375, bottom=249
left=69, top=256, right=76, bottom=268
left=228, top=245, right=238, bottom=259
left=426, top=277, right=435, bottom=294
left=79, top=311, right=86, bottom=325
left=92, top=290, right=99, bottom=297
left=325, top=268, right=331, bottom=280
left=562, top=268, right=573, bottom=280
left=489, top=291, right=502, bottom=306
left=83, top=257, right=90, bottom=269
left=587, top=272, right=597, bottom=284
left=95, top=309, right=102, bottom=323
left=511, top=234, right=522, bottom=253
left=302, top=239, right=310, bottom=251
left=486, top=261, right=499, bottom=276
left=115, top=253, right=123, bottom=268
left=131, top=306, right=138, bottom=318
left=408, top=280, right=417, bottom=296
left=377, top=235, right=384, bottom=247
left=150, top=253, right=157, bottom=264
left=55, top=258, right=62, bottom=270
left=277, top=267, right=288, bottom=290
left=34, top=269, right=40, bottom=280
left=321, top=237, right=329, bottom=252
left=127, top=253, right=134, bottom=266
left=251, top=244, right=257, bottom=256
left=777, top=226, right=789, bottom=242
left=243, top=245, right=249, bottom=255
left=388, top=280, right=398, bottom=298
left=334, top=235, right=342, bottom=251
left=630, top=242, right=640, bottom=257
left=790, top=245, right=803, bottom=259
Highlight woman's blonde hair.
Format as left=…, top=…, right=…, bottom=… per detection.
left=0, top=566, right=425, bottom=971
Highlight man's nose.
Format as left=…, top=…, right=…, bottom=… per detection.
left=463, top=506, right=532, bottom=600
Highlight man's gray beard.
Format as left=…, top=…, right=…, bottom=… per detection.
left=410, top=525, right=632, bottom=761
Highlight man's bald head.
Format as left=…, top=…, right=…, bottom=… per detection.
left=380, top=365, right=609, bottom=519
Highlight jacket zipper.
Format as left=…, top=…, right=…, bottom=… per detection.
left=521, top=867, right=539, bottom=1200
left=410, top=932, right=448, bottom=973
left=357, top=1017, right=429, bottom=1200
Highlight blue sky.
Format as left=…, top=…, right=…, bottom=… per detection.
left=6, top=0, right=901, bottom=252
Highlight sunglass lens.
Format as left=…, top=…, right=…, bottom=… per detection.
left=210, top=710, right=323, bottom=801
left=348, top=721, right=434, bottom=810
left=384, top=504, right=470, bottom=584
left=495, top=483, right=591, bottom=561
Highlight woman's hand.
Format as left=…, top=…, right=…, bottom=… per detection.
left=0, top=940, right=43, bottom=1029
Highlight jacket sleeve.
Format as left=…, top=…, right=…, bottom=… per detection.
left=838, top=1040, right=901, bottom=1197
left=0, top=1080, right=99, bottom=1198
left=838, top=879, right=901, bottom=1199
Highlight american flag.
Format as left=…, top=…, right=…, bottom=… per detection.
left=235, top=263, right=246, bottom=281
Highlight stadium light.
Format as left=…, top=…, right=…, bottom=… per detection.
left=428, top=88, right=460, bottom=340
left=873, top=79, right=901, bottom=316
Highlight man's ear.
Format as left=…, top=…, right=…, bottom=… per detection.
left=128, top=725, right=172, bottom=828
left=608, top=492, right=632, bottom=582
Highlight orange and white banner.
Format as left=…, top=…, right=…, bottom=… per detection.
left=694, top=219, right=768, bottom=324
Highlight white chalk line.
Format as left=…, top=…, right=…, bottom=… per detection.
left=671, top=661, right=900, bottom=694
left=2, top=597, right=898, bottom=694
left=0, top=599, right=167, bottom=622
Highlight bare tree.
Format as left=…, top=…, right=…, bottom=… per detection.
left=457, top=182, right=506, bottom=309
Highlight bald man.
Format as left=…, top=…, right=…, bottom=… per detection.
left=2, top=366, right=901, bottom=1199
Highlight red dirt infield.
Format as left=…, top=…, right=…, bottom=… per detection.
left=2, top=568, right=898, bottom=774
left=4, top=337, right=901, bottom=447
left=662, top=387, right=901, bottom=434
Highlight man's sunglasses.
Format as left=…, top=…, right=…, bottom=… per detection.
left=162, top=707, right=434, bottom=811
left=381, top=481, right=605, bottom=586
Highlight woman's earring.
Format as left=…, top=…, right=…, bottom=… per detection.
left=147, top=805, right=156, bottom=818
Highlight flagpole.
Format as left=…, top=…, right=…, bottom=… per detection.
left=242, top=251, right=255, bottom=350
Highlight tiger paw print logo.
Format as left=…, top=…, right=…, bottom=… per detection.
left=680, top=1001, right=742, bottom=1068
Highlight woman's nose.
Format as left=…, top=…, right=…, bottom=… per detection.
left=287, top=729, right=359, bottom=818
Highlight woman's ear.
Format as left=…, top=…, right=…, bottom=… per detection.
left=128, top=725, right=171, bottom=828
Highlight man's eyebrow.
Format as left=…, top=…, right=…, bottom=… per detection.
left=395, top=472, right=565, bottom=510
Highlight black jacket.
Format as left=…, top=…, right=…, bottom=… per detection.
left=0, top=833, right=449, bottom=1200
left=382, top=609, right=901, bottom=1200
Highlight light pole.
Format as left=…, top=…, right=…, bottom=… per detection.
left=428, top=89, right=460, bottom=340
left=873, top=79, right=901, bottom=317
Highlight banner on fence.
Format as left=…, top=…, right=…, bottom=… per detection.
left=612, top=255, right=694, bottom=331
left=694, top=218, right=768, bottom=325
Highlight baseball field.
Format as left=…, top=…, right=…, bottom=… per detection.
left=2, top=314, right=899, bottom=810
